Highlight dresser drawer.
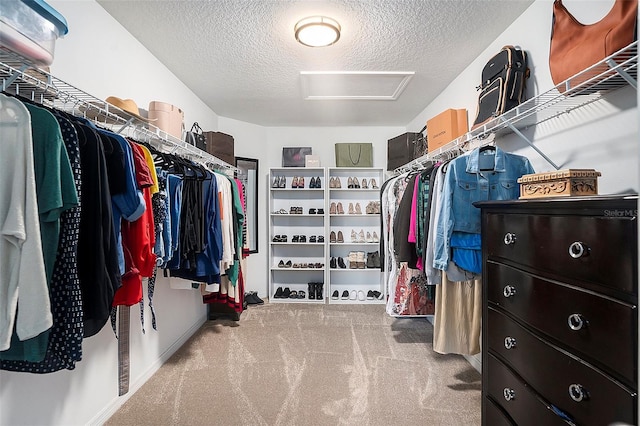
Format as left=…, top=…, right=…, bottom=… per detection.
left=487, top=261, right=636, bottom=383
left=488, top=307, right=637, bottom=426
left=486, top=354, right=570, bottom=426
left=485, top=213, right=636, bottom=295
left=484, top=396, right=515, bottom=426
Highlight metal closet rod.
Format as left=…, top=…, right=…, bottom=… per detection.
left=0, top=57, right=237, bottom=172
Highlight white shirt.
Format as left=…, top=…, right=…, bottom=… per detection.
left=0, top=94, right=51, bottom=349
left=215, top=173, right=235, bottom=271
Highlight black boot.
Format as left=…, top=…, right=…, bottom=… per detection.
left=337, top=257, right=346, bottom=269
left=315, top=283, right=324, bottom=300
left=308, top=283, right=316, bottom=300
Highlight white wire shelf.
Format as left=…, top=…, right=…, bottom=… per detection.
left=0, top=51, right=237, bottom=172
left=393, top=41, right=638, bottom=175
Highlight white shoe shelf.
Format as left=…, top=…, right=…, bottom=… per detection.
left=327, top=167, right=385, bottom=304
left=268, top=167, right=385, bottom=304
left=269, top=167, right=327, bottom=303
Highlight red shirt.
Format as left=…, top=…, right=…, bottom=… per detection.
left=112, top=141, right=157, bottom=306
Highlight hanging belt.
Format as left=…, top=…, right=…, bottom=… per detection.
left=117, top=305, right=130, bottom=396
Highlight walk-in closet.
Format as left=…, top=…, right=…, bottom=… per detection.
left=1, top=1, right=638, bottom=425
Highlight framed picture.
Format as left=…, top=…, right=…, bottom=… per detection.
left=282, top=147, right=312, bottom=167
left=235, top=157, right=258, bottom=254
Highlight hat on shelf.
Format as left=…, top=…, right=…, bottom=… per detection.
left=105, top=96, right=156, bottom=122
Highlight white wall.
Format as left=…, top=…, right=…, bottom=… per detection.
left=48, top=1, right=219, bottom=131
left=407, top=0, right=638, bottom=194
left=1, top=2, right=216, bottom=425
left=216, top=120, right=405, bottom=298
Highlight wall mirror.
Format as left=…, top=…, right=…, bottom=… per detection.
left=235, top=157, right=259, bottom=253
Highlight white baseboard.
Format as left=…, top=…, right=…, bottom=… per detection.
left=464, top=353, right=482, bottom=373
left=88, top=314, right=207, bottom=426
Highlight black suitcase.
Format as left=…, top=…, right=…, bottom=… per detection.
left=472, top=45, right=529, bottom=130
left=387, top=129, right=426, bottom=171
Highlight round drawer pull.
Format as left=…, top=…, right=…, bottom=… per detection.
left=503, top=285, right=517, bottom=298
left=569, top=241, right=589, bottom=259
left=569, top=384, right=589, bottom=402
left=568, top=313, right=587, bottom=331
left=503, top=233, right=517, bottom=245
left=503, top=388, right=516, bottom=401
left=504, top=336, right=517, bottom=350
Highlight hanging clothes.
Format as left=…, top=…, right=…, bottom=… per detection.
left=0, top=94, right=51, bottom=353
left=112, top=141, right=157, bottom=307
left=1, top=101, right=78, bottom=362
left=101, top=130, right=147, bottom=276
left=381, top=171, right=435, bottom=317
left=425, top=162, right=479, bottom=285
left=429, top=146, right=534, bottom=355
left=73, top=121, right=122, bottom=338
left=433, top=146, right=534, bottom=273
left=1, top=85, right=243, bottom=369
left=202, top=177, right=246, bottom=313
left=2, top=112, right=84, bottom=372
left=433, top=274, right=482, bottom=355
left=167, top=166, right=223, bottom=284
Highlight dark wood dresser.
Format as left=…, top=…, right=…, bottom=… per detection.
left=477, top=195, right=638, bottom=425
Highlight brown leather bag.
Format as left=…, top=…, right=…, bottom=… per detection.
left=549, top=0, right=637, bottom=92
left=203, top=131, right=234, bottom=165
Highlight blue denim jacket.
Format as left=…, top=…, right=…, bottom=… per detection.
left=433, top=147, right=534, bottom=270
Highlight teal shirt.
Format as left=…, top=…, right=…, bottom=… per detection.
left=225, top=177, right=244, bottom=285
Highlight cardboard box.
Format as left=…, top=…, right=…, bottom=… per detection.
left=426, top=109, right=468, bottom=153
left=517, top=169, right=601, bottom=199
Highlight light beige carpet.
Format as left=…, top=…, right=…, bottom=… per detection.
left=106, top=303, right=481, bottom=426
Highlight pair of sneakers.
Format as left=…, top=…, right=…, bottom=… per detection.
left=332, top=290, right=365, bottom=301
left=330, top=290, right=383, bottom=300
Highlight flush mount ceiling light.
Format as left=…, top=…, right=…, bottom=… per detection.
left=295, top=16, right=341, bottom=47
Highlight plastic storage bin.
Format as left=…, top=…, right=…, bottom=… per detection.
left=0, top=0, right=68, bottom=65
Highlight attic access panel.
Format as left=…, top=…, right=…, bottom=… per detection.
left=300, top=71, right=414, bottom=100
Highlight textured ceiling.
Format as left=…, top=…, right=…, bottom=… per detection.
left=97, top=0, right=533, bottom=127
